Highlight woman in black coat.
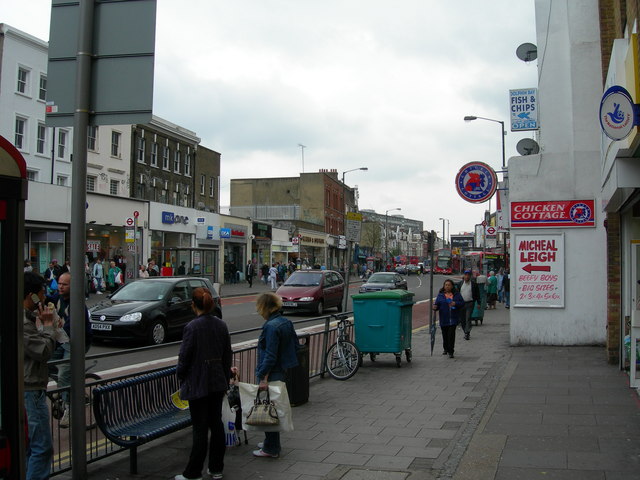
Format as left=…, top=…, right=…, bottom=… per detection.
left=175, top=287, right=235, bottom=480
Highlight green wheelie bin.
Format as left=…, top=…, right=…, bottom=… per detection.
left=351, top=289, right=415, bottom=367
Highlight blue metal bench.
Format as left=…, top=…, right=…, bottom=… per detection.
left=92, top=366, right=191, bottom=474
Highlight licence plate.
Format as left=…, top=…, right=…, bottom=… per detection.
left=91, top=323, right=112, bottom=331
left=283, top=302, right=297, bottom=307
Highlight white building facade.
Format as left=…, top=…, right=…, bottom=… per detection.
left=508, top=1, right=607, bottom=345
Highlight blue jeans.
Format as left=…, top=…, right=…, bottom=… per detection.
left=50, top=343, right=71, bottom=403
left=24, top=390, right=53, bottom=480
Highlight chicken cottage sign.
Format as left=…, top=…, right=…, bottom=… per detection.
left=510, top=200, right=595, bottom=228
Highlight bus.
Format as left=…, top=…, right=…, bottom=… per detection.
left=461, top=251, right=505, bottom=275
left=433, top=249, right=452, bottom=274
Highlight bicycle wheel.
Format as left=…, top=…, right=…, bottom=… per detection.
left=325, top=340, right=361, bottom=380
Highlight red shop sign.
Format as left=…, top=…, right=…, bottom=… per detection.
left=510, top=200, right=595, bottom=228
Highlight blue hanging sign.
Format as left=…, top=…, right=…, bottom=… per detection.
left=599, top=85, right=638, bottom=141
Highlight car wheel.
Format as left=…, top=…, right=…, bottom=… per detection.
left=316, top=301, right=324, bottom=316
left=147, top=319, right=167, bottom=345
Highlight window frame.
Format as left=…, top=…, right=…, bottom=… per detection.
left=87, top=125, right=98, bottom=151
left=111, top=130, right=121, bottom=157
left=38, top=74, right=47, bottom=101
left=14, top=116, right=26, bottom=150
left=56, top=175, right=68, bottom=186
left=184, top=153, right=191, bottom=176
left=87, top=175, right=97, bottom=192
left=17, top=67, right=29, bottom=94
left=200, top=174, right=205, bottom=195
left=109, top=179, right=119, bottom=196
left=209, top=177, right=215, bottom=197
left=136, top=136, right=145, bottom=163
left=36, top=123, right=46, bottom=154
left=150, top=142, right=158, bottom=167
left=173, top=150, right=181, bottom=174
left=162, top=146, right=170, bottom=170
left=57, top=129, right=68, bottom=159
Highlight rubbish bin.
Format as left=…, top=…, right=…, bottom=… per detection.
left=286, top=333, right=309, bottom=406
left=351, top=290, right=415, bottom=367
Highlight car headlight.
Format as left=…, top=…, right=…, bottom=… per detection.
left=120, top=312, right=142, bottom=323
left=299, top=296, right=315, bottom=302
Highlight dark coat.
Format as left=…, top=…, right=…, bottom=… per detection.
left=177, top=313, right=232, bottom=401
left=433, top=291, right=465, bottom=327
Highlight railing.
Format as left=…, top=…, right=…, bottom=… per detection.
left=47, top=312, right=354, bottom=476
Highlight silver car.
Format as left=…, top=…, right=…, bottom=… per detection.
left=359, top=272, right=408, bottom=293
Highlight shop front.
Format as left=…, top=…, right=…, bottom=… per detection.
left=86, top=194, right=148, bottom=281
left=252, top=222, right=272, bottom=267
left=298, top=230, right=327, bottom=268
left=220, top=218, right=250, bottom=284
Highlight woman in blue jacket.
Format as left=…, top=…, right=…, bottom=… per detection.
left=253, top=292, right=299, bottom=458
left=175, top=287, right=234, bottom=480
left=433, top=279, right=464, bottom=358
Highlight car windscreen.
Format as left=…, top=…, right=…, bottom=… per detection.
left=110, top=281, right=173, bottom=301
left=369, top=274, right=394, bottom=283
left=284, top=273, right=322, bottom=286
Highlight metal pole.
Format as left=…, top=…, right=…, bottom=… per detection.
left=500, top=120, right=506, bottom=169
left=385, top=213, right=388, bottom=267
left=70, top=0, right=94, bottom=477
left=343, top=241, right=352, bottom=312
left=134, top=216, right=139, bottom=279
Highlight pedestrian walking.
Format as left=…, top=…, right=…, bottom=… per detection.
left=268, top=263, right=278, bottom=291
left=487, top=271, right=498, bottom=309
left=106, top=260, right=123, bottom=293
left=92, top=258, right=104, bottom=294
left=246, top=260, right=255, bottom=288
left=456, top=269, right=479, bottom=340
left=432, top=279, right=464, bottom=358
left=252, top=293, right=299, bottom=459
left=261, top=264, right=269, bottom=285
left=139, top=264, right=150, bottom=278
left=496, top=268, right=504, bottom=303
left=503, top=269, right=511, bottom=308
left=175, top=287, right=235, bottom=480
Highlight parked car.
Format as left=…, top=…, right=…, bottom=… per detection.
left=276, top=270, right=345, bottom=315
left=89, top=277, right=221, bottom=345
left=407, top=264, right=420, bottom=275
left=395, top=265, right=408, bottom=275
left=359, top=272, right=408, bottom=293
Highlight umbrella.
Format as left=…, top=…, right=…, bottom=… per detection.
left=428, top=231, right=436, bottom=356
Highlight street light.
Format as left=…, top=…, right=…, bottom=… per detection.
left=385, top=208, right=401, bottom=266
left=341, top=167, right=368, bottom=184
left=438, top=217, right=449, bottom=248
left=463, top=115, right=506, bottom=169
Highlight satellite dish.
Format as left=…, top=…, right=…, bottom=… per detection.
left=516, top=138, right=540, bottom=156
left=516, top=43, right=538, bottom=62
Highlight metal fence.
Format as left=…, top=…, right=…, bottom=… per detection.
left=47, top=312, right=353, bottom=476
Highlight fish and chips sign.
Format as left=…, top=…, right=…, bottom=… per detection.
left=510, top=88, right=538, bottom=131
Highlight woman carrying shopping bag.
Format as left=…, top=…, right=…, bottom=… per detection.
left=252, top=292, right=299, bottom=458
left=174, top=287, right=236, bottom=480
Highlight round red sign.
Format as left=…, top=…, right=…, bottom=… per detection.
left=133, top=210, right=140, bottom=218
left=126, top=217, right=134, bottom=226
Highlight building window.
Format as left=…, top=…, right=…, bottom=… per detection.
left=39, top=75, right=47, bottom=101
left=184, top=154, right=191, bottom=176
left=87, top=175, right=96, bottom=192
left=87, top=125, right=98, bottom=151
left=174, top=150, right=180, bottom=173
left=110, top=179, right=119, bottom=195
left=136, top=136, right=145, bottom=163
left=150, top=142, right=158, bottom=167
left=37, top=123, right=46, bottom=154
left=57, top=130, right=67, bottom=158
left=209, top=177, right=215, bottom=197
left=111, top=131, right=121, bottom=157
left=183, top=194, right=188, bottom=207
left=172, top=191, right=178, bottom=206
left=162, top=146, right=170, bottom=170
left=17, top=67, right=29, bottom=94
left=15, top=117, right=26, bottom=150
left=137, top=183, right=145, bottom=198
left=56, top=175, right=67, bottom=186
left=200, top=174, right=205, bottom=195
left=27, top=170, right=37, bottom=181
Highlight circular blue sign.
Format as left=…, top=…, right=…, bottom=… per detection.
left=455, top=162, right=498, bottom=203
left=569, top=202, right=592, bottom=224
left=600, top=85, right=636, bottom=141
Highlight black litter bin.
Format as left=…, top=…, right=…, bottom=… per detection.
left=286, top=334, right=309, bottom=406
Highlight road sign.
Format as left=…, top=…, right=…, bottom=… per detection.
left=485, top=226, right=496, bottom=235
left=345, top=212, right=362, bottom=243
left=514, top=233, right=564, bottom=308
left=125, top=227, right=135, bottom=243
left=126, top=217, right=134, bottom=226
left=455, top=162, right=498, bottom=203
left=133, top=210, right=140, bottom=218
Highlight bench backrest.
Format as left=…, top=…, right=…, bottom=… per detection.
left=93, top=367, right=182, bottom=432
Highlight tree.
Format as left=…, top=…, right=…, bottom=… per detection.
left=359, top=221, right=382, bottom=257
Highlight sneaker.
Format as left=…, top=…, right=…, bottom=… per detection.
left=174, top=475, right=202, bottom=480
left=464, top=333, right=470, bottom=340
left=206, top=470, right=223, bottom=480
left=449, top=353, right=455, bottom=358
left=96, top=291, right=103, bottom=294
left=257, top=442, right=264, bottom=449
left=59, top=407, right=70, bottom=428
left=252, top=449, right=279, bottom=458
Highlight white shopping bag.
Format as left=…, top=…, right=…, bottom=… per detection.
left=222, top=405, right=239, bottom=447
left=238, top=381, right=294, bottom=432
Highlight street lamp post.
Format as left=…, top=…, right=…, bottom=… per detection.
left=341, top=167, right=368, bottom=186
left=463, top=115, right=506, bottom=169
left=385, top=208, right=401, bottom=267
left=438, top=217, right=449, bottom=248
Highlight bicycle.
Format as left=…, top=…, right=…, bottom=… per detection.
left=48, top=359, right=101, bottom=429
left=325, top=314, right=361, bottom=380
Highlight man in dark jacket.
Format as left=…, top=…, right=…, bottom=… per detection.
left=246, top=260, right=255, bottom=288
left=456, top=269, right=480, bottom=340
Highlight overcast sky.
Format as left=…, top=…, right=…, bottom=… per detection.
left=2, top=1, right=539, bottom=238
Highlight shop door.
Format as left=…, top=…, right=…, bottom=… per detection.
left=630, top=241, right=640, bottom=387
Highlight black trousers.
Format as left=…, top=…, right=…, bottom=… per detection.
left=441, top=325, right=456, bottom=354
left=183, top=392, right=226, bottom=478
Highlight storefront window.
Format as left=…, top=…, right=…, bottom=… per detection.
left=29, top=230, right=65, bottom=273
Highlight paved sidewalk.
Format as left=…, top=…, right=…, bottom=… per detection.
left=70, top=303, right=640, bottom=479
